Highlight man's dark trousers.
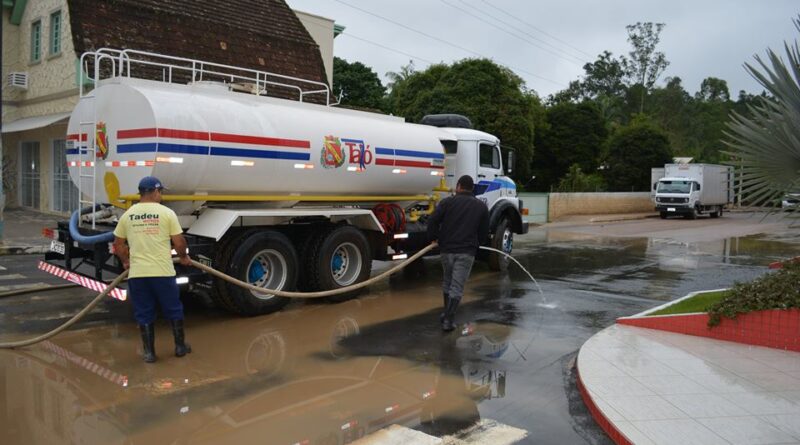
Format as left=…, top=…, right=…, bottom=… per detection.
left=441, top=253, right=475, bottom=302
left=128, top=277, right=184, bottom=324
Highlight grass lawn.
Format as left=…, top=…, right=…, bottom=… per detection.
left=648, top=290, right=729, bottom=316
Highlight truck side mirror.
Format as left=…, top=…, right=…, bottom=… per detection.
left=694, top=182, right=701, bottom=191
left=506, top=151, right=514, bottom=174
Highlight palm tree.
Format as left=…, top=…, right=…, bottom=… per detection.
left=724, top=16, right=800, bottom=211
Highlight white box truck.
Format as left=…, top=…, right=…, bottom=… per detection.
left=39, top=50, right=528, bottom=316
left=653, top=164, right=734, bottom=219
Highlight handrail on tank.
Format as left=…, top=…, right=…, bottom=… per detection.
left=80, top=49, right=333, bottom=105
left=79, top=49, right=126, bottom=97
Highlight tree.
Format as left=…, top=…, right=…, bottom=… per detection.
left=388, top=58, right=539, bottom=182
left=556, top=164, right=606, bottom=192
left=580, top=51, right=630, bottom=100
left=547, top=51, right=628, bottom=107
left=385, top=60, right=416, bottom=92
left=604, top=117, right=673, bottom=191
left=622, top=22, right=670, bottom=113
left=724, top=16, right=800, bottom=208
left=332, top=57, right=386, bottom=110
left=532, top=102, right=608, bottom=190
left=696, top=77, right=731, bottom=102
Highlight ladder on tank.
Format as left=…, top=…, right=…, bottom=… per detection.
left=76, top=94, right=99, bottom=230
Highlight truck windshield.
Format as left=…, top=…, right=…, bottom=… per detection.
left=657, top=180, right=691, bottom=194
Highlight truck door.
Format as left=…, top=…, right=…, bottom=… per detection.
left=477, top=142, right=502, bottom=185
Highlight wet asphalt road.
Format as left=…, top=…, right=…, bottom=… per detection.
left=0, top=212, right=797, bottom=445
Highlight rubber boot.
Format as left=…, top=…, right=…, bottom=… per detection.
left=171, top=319, right=192, bottom=357
left=439, top=293, right=449, bottom=322
left=441, top=298, right=460, bottom=332
left=139, top=324, right=157, bottom=363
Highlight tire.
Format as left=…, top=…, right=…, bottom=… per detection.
left=307, top=225, right=372, bottom=303
left=710, top=206, right=722, bottom=218
left=218, top=231, right=297, bottom=316
left=297, top=226, right=330, bottom=291
left=685, top=207, right=698, bottom=220
left=659, top=212, right=668, bottom=219
left=209, top=229, right=250, bottom=312
left=488, top=218, right=513, bottom=271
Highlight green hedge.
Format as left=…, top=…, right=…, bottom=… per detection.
left=707, top=261, right=800, bottom=327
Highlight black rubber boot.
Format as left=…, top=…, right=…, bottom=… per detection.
left=441, top=298, right=460, bottom=332
left=171, top=319, right=192, bottom=357
left=139, top=324, right=157, bottom=363
left=439, top=293, right=449, bottom=322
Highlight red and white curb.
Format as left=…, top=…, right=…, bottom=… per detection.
left=38, top=261, right=127, bottom=301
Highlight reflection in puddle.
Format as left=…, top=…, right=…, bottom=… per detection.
left=0, top=288, right=514, bottom=445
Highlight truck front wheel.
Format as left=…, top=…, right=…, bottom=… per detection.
left=218, top=231, right=296, bottom=316
left=488, top=218, right=512, bottom=271
left=307, top=226, right=372, bottom=302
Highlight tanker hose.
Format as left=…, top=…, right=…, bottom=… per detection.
left=0, top=245, right=435, bottom=348
left=0, top=244, right=539, bottom=349
left=69, top=205, right=116, bottom=245
left=192, top=243, right=436, bottom=299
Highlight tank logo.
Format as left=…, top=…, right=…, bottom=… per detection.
left=96, top=122, right=109, bottom=160
left=343, top=138, right=373, bottom=171
left=321, top=135, right=345, bottom=169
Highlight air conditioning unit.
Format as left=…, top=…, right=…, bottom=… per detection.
left=7, top=72, right=29, bottom=90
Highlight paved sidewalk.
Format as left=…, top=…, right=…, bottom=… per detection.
left=578, top=324, right=800, bottom=445
left=0, top=207, right=61, bottom=255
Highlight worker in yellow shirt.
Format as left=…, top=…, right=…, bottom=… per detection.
left=113, top=176, right=192, bottom=363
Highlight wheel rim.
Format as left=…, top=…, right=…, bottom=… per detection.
left=247, top=249, right=288, bottom=300
left=502, top=228, right=513, bottom=253
left=330, top=242, right=362, bottom=286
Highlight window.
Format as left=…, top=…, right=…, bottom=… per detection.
left=20, top=142, right=41, bottom=208
left=441, top=140, right=458, bottom=154
left=53, top=140, right=79, bottom=213
left=30, top=19, right=42, bottom=62
left=479, top=143, right=500, bottom=169
left=49, top=10, right=62, bottom=55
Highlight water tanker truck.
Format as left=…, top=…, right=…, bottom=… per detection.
left=40, top=50, right=528, bottom=316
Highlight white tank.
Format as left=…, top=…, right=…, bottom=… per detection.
left=66, top=78, right=447, bottom=209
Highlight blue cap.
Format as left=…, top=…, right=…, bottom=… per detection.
left=138, top=176, right=166, bottom=191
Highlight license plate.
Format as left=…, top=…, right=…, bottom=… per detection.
left=667, top=207, right=676, bottom=212
left=50, top=240, right=65, bottom=254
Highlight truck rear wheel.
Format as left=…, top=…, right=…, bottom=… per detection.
left=218, top=231, right=297, bottom=316
left=488, top=218, right=512, bottom=271
left=307, top=225, right=372, bottom=303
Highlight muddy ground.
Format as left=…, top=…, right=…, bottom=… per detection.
left=0, top=211, right=797, bottom=444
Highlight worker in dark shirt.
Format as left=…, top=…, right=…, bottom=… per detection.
left=427, top=175, right=490, bottom=331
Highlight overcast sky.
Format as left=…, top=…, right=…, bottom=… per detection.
left=286, top=0, right=799, bottom=98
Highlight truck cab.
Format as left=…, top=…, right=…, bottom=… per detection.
left=423, top=116, right=527, bottom=270
left=654, top=177, right=698, bottom=216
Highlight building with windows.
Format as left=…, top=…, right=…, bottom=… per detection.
left=1, top=0, right=339, bottom=225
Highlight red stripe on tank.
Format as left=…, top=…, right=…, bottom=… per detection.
left=210, top=132, right=310, bottom=149
left=118, top=128, right=157, bottom=139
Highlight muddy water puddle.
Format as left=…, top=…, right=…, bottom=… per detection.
left=0, top=280, right=521, bottom=445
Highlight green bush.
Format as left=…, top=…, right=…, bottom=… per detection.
left=707, top=261, right=800, bottom=326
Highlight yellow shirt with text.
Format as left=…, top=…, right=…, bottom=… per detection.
left=113, top=202, right=183, bottom=278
